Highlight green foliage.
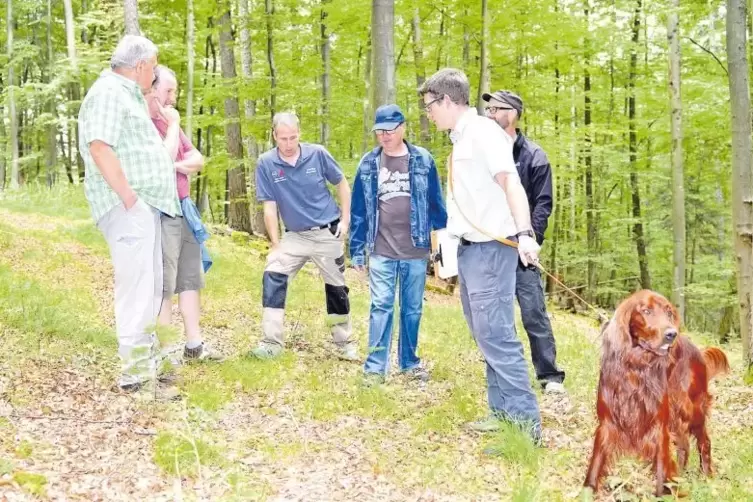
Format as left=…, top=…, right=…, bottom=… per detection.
left=0, top=0, right=743, bottom=334
left=153, top=431, right=222, bottom=477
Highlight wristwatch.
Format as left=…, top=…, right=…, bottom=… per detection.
left=516, top=229, right=535, bottom=239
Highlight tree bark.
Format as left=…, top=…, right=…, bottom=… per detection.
left=7, top=0, right=20, bottom=189
left=371, top=0, right=396, bottom=108
left=411, top=9, right=430, bottom=143
left=239, top=0, right=264, bottom=235
left=123, top=0, right=140, bottom=35
left=218, top=7, right=251, bottom=233
left=629, top=0, right=650, bottom=290
left=265, top=0, right=277, bottom=124
left=185, top=0, right=195, bottom=140
left=63, top=0, right=83, bottom=183
left=476, top=0, right=489, bottom=115
left=727, top=0, right=753, bottom=368
left=668, top=0, right=686, bottom=319
left=320, top=1, right=331, bottom=146
left=46, top=0, right=57, bottom=187
left=584, top=5, right=595, bottom=300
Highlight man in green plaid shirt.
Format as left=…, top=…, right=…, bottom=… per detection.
left=79, top=34, right=181, bottom=398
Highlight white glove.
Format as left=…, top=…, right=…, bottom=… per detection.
left=517, top=235, right=540, bottom=267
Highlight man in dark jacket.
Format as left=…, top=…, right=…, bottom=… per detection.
left=482, top=90, right=566, bottom=394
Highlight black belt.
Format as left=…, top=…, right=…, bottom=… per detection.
left=287, top=218, right=340, bottom=232
left=459, top=236, right=516, bottom=246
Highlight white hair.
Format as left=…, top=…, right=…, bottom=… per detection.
left=110, top=35, right=158, bottom=69
left=273, top=112, right=300, bottom=131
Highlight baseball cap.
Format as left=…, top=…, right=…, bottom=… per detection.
left=482, top=90, right=524, bottom=117
left=372, top=104, right=405, bottom=131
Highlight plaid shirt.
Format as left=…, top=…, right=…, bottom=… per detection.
left=79, top=70, right=180, bottom=223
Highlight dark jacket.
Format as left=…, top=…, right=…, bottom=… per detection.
left=512, top=129, right=553, bottom=244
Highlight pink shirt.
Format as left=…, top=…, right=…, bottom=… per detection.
left=151, top=116, right=195, bottom=200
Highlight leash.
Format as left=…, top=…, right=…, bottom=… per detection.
left=446, top=154, right=608, bottom=324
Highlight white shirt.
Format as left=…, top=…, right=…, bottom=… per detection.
left=446, top=108, right=519, bottom=242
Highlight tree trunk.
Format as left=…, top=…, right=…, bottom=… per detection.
left=185, top=0, right=195, bottom=140
left=668, top=0, right=686, bottom=320
left=727, top=0, right=753, bottom=368
left=265, top=0, right=277, bottom=124
left=45, top=0, right=57, bottom=187
left=462, top=7, right=470, bottom=70
left=320, top=1, right=331, bottom=146
left=547, top=64, right=561, bottom=294
left=629, top=0, right=650, bottom=289
left=584, top=6, right=595, bottom=300
left=371, top=0, right=395, bottom=107
left=476, top=0, right=489, bottom=115
left=218, top=7, right=251, bottom=233
left=123, top=0, right=140, bottom=35
left=411, top=10, right=430, bottom=144
left=7, top=0, right=20, bottom=189
left=239, top=0, right=264, bottom=235
left=63, top=0, right=83, bottom=183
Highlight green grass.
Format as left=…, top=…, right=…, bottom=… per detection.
left=12, top=471, right=48, bottom=497
left=153, top=431, right=222, bottom=477
left=1, top=187, right=753, bottom=501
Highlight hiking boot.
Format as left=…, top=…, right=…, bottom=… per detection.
left=543, top=381, right=567, bottom=395
left=466, top=415, right=502, bottom=433
left=184, top=342, right=224, bottom=363
left=362, top=373, right=386, bottom=387
left=337, top=342, right=359, bottom=362
left=249, top=343, right=283, bottom=360
left=403, top=365, right=430, bottom=382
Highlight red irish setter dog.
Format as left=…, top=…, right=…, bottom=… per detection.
left=584, top=290, right=729, bottom=497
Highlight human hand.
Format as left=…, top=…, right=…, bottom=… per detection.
left=158, top=101, right=180, bottom=125
left=334, top=219, right=349, bottom=239
left=517, top=235, right=540, bottom=268
left=123, top=191, right=139, bottom=210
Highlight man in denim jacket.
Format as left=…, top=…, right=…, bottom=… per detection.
left=350, top=104, right=447, bottom=386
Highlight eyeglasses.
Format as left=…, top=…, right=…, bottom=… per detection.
left=374, top=128, right=399, bottom=136
left=423, top=95, right=444, bottom=112
left=484, top=106, right=514, bottom=114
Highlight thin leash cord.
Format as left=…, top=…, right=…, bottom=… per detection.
left=447, top=155, right=608, bottom=324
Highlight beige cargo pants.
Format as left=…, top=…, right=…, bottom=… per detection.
left=261, top=226, right=352, bottom=348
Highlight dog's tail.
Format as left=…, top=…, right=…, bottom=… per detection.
left=702, top=347, right=730, bottom=380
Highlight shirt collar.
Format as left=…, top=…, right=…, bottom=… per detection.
left=101, top=69, right=142, bottom=94
left=450, top=107, right=477, bottom=144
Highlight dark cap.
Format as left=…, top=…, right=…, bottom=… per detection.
left=482, top=90, right=524, bottom=118
left=372, top=104, right=405, bottom=131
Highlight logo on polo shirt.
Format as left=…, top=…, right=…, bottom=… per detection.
left=306, top=167, right=317, bottom=175
left=272, top=168, right=287, bottom=183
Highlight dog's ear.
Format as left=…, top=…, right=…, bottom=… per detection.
left=601, top=293, right=639, bottom=355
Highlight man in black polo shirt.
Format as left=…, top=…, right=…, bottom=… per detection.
left=482, top=90, right=566, bottom=395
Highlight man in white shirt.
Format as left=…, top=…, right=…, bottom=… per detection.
left=419, top=68, right=542, bottom=443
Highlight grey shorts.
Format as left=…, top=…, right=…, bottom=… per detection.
left=161, top=214, right=204, bottom=295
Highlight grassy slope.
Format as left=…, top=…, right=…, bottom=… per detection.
left=0, top=186, right=751, bottom=502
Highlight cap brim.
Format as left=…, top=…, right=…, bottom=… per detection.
left=371, top=121, right=403, bottom=132
left=481, top=92, right=494, bottom=102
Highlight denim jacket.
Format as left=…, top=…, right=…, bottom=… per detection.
left=349, top=141, right=447, bottom=266
left=180, top=197, right=213, bottom=273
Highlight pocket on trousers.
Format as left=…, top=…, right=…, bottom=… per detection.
left=469, top=289, right=513, bottom=340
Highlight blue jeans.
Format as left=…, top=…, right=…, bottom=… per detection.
left=364, top=255, right=428, bottom=375
left=458, top=240, right=541, bottom=437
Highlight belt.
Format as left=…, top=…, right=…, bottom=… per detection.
left=287, top=218, right=340, bottom=232
left=459, top=236, right=516, bottom=246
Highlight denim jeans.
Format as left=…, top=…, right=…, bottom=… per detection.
left=364, top=255, right=428, bottom=375
left=516, top=262, right=565, bottom=385
left=458, top=240, right=541, bottom=436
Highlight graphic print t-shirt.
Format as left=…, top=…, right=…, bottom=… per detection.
left=372, top=152, right=429, bottom=260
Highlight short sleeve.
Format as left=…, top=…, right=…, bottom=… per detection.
left=81, top=90, right=125, bottom=148
left=320, top=148, right=344, bottom=185
left=478, top=122, right=517, bottom=178
left=255, top=160, right=275, bottom=202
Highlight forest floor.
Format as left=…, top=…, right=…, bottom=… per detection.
left=1, top=186, right=752, bottom=502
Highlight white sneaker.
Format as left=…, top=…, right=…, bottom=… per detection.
left=337, top=342, right=359, bottom=362
left=543, top=381, right=567, bottom=395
